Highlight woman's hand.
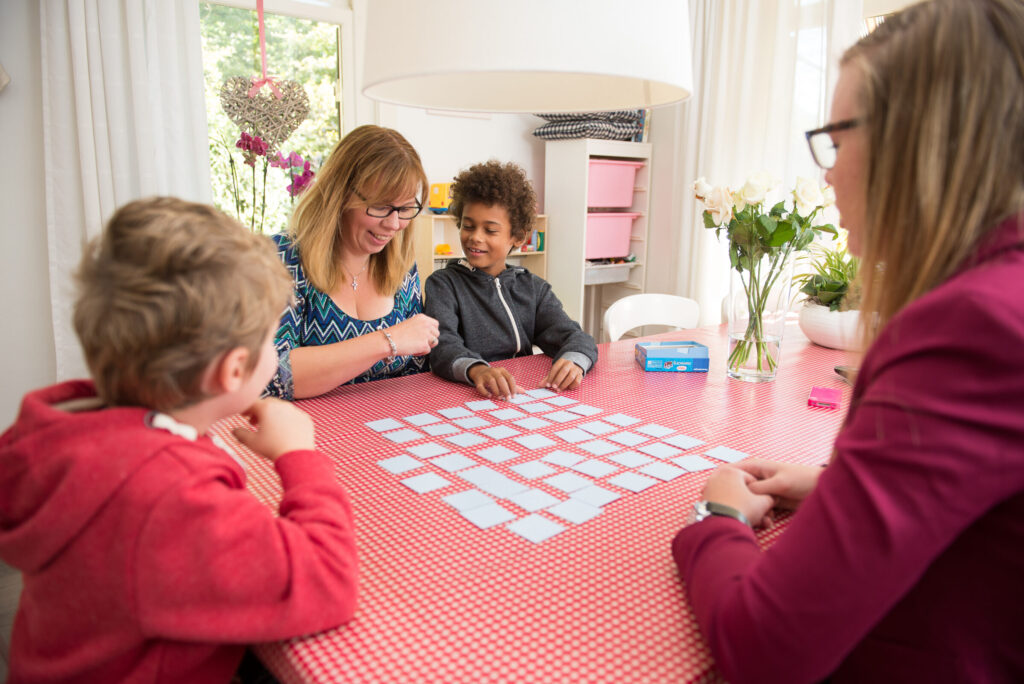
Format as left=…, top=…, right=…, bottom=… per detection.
left=735, top=458, right=823, bottom=511
left=384, top=313, right=440, bottom=357
left=543, top=358, right=584, bottom=391
left=701, top=465, right=776, bottom=528
left=468, top=364, right=519, bottom=400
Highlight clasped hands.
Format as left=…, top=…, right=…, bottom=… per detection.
left=699, top=458, right=824, bottom=528
left=468, top=357, right=583, bottom=400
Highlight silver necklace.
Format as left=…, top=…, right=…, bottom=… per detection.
left=340, top=259, right=369, bottom=291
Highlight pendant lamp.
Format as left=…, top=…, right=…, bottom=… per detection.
left=362, top=0, right=693, bottom=113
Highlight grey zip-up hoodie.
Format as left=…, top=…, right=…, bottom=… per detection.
left=424, top=260, right=598, bottom=384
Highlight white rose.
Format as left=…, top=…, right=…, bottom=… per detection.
left=704, top=186, right=734, bottom=225
left=737, top=171, right=778, bottom=208
left=732, top=190, right=747, bottom=213
left=693, top=176, right=713, bottom=200
left=823, top=185, right=836, bottom=206
left=794, top=176, right=825, bottom=216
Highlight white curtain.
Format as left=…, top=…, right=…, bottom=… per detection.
left=41, top=0, right=211, bottom=379
left=669, top=0, right=862, bottom=324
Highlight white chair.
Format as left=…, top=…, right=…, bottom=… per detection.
left=602, top=294, right=700, bottom=342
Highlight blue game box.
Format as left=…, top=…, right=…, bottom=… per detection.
left=635, top=341, right=709, bottom=373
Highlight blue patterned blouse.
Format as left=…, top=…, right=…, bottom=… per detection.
left=266, top=233, right=427, bottom=399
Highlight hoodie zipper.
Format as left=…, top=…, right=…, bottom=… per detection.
left=494, top=278, right=522, bottom=354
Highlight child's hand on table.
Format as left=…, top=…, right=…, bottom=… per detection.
left=468, top=364, right=519, bottom=400
left=543, top=358, right=583, bottom=392
left=233, top=397, right=316, bottom=462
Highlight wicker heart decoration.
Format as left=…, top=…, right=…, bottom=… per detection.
left=219, top=76, right=309, bottom=154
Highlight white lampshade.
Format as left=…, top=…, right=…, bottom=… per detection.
left=362, top=0, right=693, bottom=113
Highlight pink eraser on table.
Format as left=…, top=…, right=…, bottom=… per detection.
left=808, top=386, right=841, bottom=409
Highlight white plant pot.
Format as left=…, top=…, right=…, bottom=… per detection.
left=798, top=302, right=862, bottom=351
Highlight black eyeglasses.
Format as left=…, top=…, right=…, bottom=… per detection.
left=805, top=118, right=862, bottom=170
left=355, top=192, right=422, bottom=220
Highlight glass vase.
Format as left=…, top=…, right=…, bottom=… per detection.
left=725, top=253, right=795, bottom=382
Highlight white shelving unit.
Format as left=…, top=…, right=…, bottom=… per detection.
left=543, top=139, right=652, bottom=340
left=412, top=214, right=548, bottom=285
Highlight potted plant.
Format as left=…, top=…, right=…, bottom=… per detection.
left=795, top=239, right=862, bottom=351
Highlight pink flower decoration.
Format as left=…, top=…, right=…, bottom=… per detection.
left=287, top=162, right=315, bottom=197
left=236, top=132, right=269, bottom=166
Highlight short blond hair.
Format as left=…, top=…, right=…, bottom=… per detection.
left=74, top=197, right=293, bottom=411
left=288, top=125, right=428, bottom=296
left=844, top=0, right=1024, bottom=346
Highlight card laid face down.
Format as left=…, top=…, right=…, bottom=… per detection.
left=365, top=389, right=760, bottom=544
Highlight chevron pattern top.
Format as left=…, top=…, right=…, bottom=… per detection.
left=266, top=233, right=427, bottom=399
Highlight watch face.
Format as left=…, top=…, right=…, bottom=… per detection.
left=691, top=500, right=711, bottom=524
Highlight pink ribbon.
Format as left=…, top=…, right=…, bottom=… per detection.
left=247, top=0, right=282, bottom=99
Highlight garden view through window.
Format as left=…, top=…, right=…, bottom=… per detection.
left=200, top=2, right=342, bottom=234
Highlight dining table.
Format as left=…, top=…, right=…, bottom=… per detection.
left=212, top=322, right=856, bottom=683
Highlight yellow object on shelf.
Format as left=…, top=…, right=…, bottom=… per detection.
left=429, top=183, right=452, bottom=213
left=434, top=243, right=453, bottom=255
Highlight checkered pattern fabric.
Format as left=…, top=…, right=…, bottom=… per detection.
left=532, top=119, right=641, bottom=141
left=537, top=110, right=644, bottom=123
left=213, top=324, right=855, bottom=683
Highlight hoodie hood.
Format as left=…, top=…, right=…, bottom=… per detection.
left=0, top=380, right=162, bottom=572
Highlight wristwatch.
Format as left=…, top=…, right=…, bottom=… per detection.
left=690, top=500, right=751, bottom=527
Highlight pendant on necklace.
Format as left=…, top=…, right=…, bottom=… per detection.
left=351, top=278, right=358, bottom=291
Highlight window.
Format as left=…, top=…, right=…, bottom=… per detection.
left=199, top=1, right=352, bottom=233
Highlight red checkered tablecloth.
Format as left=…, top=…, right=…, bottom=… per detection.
left=212, top=324, right=855, bottom=683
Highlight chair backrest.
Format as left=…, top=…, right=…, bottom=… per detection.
left=602, top=294, right=700, bottom=342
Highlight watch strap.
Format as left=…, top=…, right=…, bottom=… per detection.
left=693, top=500, right=751, bottom=527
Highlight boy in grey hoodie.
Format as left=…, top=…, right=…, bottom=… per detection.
left=424, top=160, right=598, bottom=399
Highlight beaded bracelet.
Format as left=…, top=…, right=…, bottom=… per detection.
left=381, top=330, right=397, bottom=363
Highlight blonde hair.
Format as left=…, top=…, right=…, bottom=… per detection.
left=288, top=125, right=428, bottom=296
left=74, top=197, right=293, bottom=411
left=844, top=0, right=1024, bottom=347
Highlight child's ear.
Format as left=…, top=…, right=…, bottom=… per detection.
left=205, top=346, right=251, bottom=394
left=511, top=232, right=527, bottom=249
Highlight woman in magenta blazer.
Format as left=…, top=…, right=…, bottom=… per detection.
left=672, top=1, right=1024, bottom=682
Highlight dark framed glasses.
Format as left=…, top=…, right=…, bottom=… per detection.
left=805, top=118, right=862, bottom=170
left=355, top=191, right=422, bottom=220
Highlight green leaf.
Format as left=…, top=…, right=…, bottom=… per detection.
left=770, top=200, right=786, bottom=217
left=703, top=211, right=718, bottom=228
left=758, top=214, right=778, bottom=235
left=769, top=223, right=796, bottom=247
left=730, top=221, right=754, bottom=246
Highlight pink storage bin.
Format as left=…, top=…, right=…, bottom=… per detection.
left=587, top=159, right=645, bottom=208
left=585, top=212, right=639, bottom=259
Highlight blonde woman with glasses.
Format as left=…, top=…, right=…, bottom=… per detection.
left=673, top=1, right=1024, bottom=681
left=267, top=126, right=440, bottom=399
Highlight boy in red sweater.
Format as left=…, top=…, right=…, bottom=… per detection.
left=0, top=198, right=359, bottom=683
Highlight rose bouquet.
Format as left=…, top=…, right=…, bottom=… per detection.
left=694, top=172, right=837, bottom=379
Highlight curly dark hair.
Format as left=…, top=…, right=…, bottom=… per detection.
left=449, top=160, right=537, bottom=241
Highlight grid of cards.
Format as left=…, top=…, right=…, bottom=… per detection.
left=367, top=388, right=750, bottom=544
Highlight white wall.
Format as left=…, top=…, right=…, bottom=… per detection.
left=378, top=106, right=547, bottom=209
left=0, top=0, right=55, bottom=429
